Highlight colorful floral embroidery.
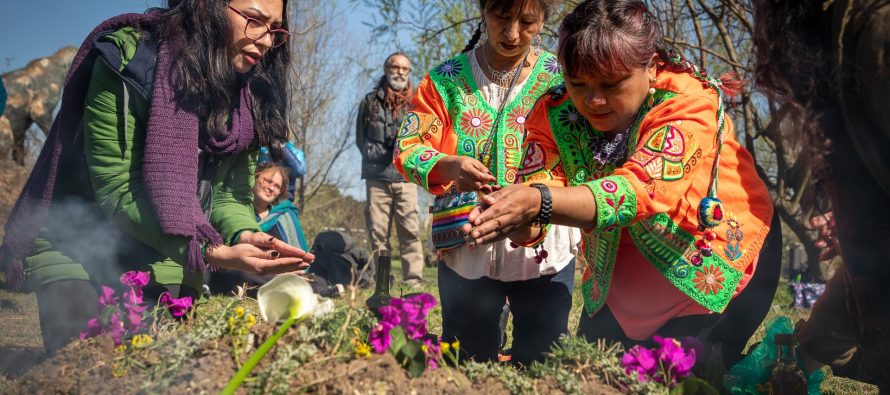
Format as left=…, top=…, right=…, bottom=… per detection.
left=629, top=125, right=687, bottom=181
left=506, top=106, right=530, bottom=132
left=557, top=104, right=590, bottom=134
left=458, top=108, right=493, bottom=138
left=518, top=142, right=545, bottom=175
left=543, top=56, right=562, bottom=75
left=724, top=215, right=743, bottom=261
left=693, top=265, right=725, bottom=295
left=587, top=176, right=637, bottom=230
left=435, top=59, right=462, bottom=79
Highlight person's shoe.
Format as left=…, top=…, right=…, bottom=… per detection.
left=403, top=279, right=424, bottom=290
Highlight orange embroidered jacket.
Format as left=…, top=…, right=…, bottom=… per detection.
left=519, top=70, right=774, bottom=315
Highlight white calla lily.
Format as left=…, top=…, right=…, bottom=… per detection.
left=257, top=274, right=318, bottom=323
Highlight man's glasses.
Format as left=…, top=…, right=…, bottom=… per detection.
left=227, top=5, right=290, bottom=48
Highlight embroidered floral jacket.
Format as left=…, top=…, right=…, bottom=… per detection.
left=519, top=70, right=774, bottom=315
left=393, top=51, right=563, bottom=193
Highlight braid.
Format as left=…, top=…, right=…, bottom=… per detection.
left=462, top=20, right=484, bottom=53
left=656, top=46, right=745, bottom=97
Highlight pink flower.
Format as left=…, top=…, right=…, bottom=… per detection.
left=98, top=286, right=118, bottom=307
left=653, top=336, right=696, bottom=379
left=79, top=318, right=104, bottom=340
left=124, top=303, right=147, bottom=332
left=120, top=271, right=150, bottom=289
left=621, top=345, right=658, bottom=381
left=423, top=338, right=441, bottom=370
left=122, top=289, right=143, bottom=306
left=159, top=292, right=193, bottom=318
left=368, top=323, right=392, bottom=354
left=107, top=311, right=126, bottom=345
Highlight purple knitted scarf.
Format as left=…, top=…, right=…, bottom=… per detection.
left=1, top=12, right=255, bottom=289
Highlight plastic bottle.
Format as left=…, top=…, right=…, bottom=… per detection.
left=769, top=334, right=807, bottom=395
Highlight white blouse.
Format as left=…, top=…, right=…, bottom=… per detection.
left=441, top=49, right=581, bottom=281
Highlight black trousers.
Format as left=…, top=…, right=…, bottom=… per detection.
left=438, top=259, right=575, bottom=366
left=578, top=212, right=782, bottom=368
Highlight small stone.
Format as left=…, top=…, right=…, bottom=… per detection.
left=691, top=255, right=703, bottom=266
left=702, top=248, right=713, bottom=257
left=695, top=239, right=709, bottom=249
left=705, top=231, right=718, bottom=241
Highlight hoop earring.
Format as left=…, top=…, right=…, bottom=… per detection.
left=534, top=35, right=543, bottom=56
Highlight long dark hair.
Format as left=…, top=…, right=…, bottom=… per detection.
left=557, top=0, right=742, bottom=96
left=462, top=0, right=562, bottom=53
left=152, top=0, right=290, bottom=159
left=753, top=0, right=838, bottom=175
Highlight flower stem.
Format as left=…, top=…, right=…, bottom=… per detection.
left=221, top=314, right=299, bottom=395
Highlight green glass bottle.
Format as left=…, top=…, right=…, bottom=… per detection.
left=769, top=334, right=807, bottom=395
left=365, top=251, right=392, bottom=312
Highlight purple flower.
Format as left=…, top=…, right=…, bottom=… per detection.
left=122, top=289, right=143, bottom=307
left=107, top=311, right=126, bottom=345
left=621, top=345, right=658, bottom=381
left=120, top=271, right=150, bottom=289
left=99, top=286, right=118, bottom=307
left=159, top=292, right=193, bottom=318
left=368, top=323, right=392, bottom=354
left=80, top=318, right=104, bottom=340
left=124, top=303, right=147, bottom=332
left=423, top=338, right=441, bottom=370
left=407, top=293, right=437, bottom=316
left=653, top=336, right=696, bottom=380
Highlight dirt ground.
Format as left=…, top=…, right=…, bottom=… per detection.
left=2, top=318, right=621, bottom=395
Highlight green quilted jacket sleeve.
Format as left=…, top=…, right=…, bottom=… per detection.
left=82, top=29, right=260, bottom=266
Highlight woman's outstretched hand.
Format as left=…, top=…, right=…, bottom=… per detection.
left=461, top=184, right=541, bottom=245
left=205, top=243, right=310, bottom=275
left=202, top=231, right=316, bottom=274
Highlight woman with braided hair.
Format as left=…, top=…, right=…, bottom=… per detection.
left=464, top=0, right=781, bottom=367
left=393, top=0, right=580, bottom=365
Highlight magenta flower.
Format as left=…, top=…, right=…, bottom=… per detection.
left=122, top=288, right=143, bottom=306
left=368, top=323, right=392, bottom=353
left=159, top=292, right=193, bottom=318
left=423, top=338, right=441, bottom=370
left=79, top=318, right=104, bottom=340
left=120, top=271, right=150, bottom=289
left=621, top=345, right=658, bottom=381
left=653, top=336, right=696, bottom=379
left=107, top=311, right=126, bottom=346
left=98, top=286, right=118, bottom=307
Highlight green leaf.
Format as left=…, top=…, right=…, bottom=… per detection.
left=389, top=327, right=407, bottom=354
left=670, top=377, right=720, bottom=395
left=407, top=359, right=426, bottom=378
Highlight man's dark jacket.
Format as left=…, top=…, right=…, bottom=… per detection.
left=355, top=84, right=407, bottom=182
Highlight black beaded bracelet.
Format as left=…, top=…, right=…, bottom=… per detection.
left=530, top=183, right=552, bottom=225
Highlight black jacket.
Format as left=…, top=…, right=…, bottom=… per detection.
left=355, top=85, right=407, bottom=182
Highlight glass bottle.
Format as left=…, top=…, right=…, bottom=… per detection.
left=365, top=251, right=392, bottom=312
left=769, top=334, right=807, bottom=395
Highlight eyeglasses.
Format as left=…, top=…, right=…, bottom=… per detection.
left=227, top=5, right=290, bottom=48
left=258, top=176, right=283, bottom=192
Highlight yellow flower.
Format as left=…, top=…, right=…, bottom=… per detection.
left=422, top=344, right=428, bottom=353
left=227, top=317, right=236, bottom=329
left=354, top=341, right=371, bottom=358
left=453, top=340, right=460, bottom=350
left=235, top=307, right=245, bottom=318
left=131, top=334, right=154, bottom=348
left=245, top=314, right=256, bottom=328
left=441, top=342, right=450, bottom=353
left=115, top=344, right=127, bottom=353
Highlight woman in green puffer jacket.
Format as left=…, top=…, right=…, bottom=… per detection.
left=0, top=0, right=312, bottom=353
